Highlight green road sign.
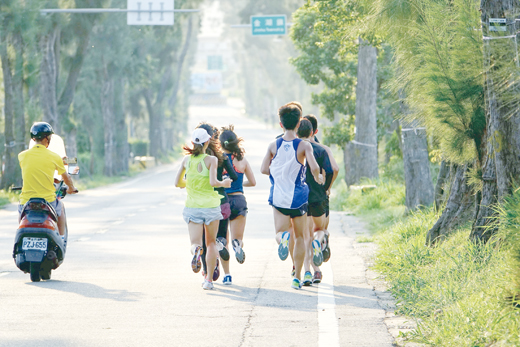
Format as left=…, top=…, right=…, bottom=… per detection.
left=251, top=15, right=286, bottom=36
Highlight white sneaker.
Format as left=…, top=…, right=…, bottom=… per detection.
left=202, top=280, right=214, bottom=290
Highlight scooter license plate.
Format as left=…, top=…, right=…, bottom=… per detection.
left=22, top=237, right=48, bottom=251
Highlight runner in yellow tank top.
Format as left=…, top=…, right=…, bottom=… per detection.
left=175, top=128, right=231, bottom=290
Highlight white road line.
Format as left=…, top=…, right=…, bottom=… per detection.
left=0, top=272, right=10, bottom=277
left=318, top=261, right=340, bottom=347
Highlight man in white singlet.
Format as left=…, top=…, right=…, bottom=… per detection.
left=260, top=104, right=323, bottom=290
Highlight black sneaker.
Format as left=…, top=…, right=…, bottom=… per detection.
left=216, top=237, right=230, bottom=261
left=213, top=258, right=220, bottom=281
left=323, top=234, right=331, bottom=262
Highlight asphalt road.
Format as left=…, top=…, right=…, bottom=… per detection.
left=0, top=103, right=393, bottom=347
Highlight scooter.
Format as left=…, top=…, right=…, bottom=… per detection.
left=12, top=182, right=70, bottom=282
left=11, top=134, right=78, bottom=282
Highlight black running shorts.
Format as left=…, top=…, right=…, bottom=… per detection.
left=308, top=199, right=328, bottom=217
left=273, top=203, right=308, bottom=218
left=229, top=194, right=248, bottom=220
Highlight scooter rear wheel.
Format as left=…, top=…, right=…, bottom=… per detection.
left=40, top=269, right=51, bottom=280
left=30, top=262, right=41, bottom=282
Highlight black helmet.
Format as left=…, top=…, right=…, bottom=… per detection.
left=30, top=122, right=54, bottom=140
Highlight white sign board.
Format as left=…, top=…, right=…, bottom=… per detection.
left=489, top=18, right=507, bottom=32
left=127, top=0, right=174, bottom=26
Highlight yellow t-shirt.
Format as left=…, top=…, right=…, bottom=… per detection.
left=18, top=144, right=66, bottom=204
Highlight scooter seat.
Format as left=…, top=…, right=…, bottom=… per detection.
left=21, top=198, right=59, bottom=223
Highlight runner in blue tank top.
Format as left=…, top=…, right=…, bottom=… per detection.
left=219, top=125, right=256, bottom=285
left=261, top=104, right=324, bottom=290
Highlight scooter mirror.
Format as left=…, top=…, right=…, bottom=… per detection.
left=68, top=165, right=80, bottom=175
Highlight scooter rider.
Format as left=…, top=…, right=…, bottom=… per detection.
left=17, top=122, right=78, bottom=237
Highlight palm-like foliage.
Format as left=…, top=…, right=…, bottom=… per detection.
left=372, top=0, right=485, bottom=164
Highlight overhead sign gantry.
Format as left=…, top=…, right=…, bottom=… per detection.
left=40, top=0, right=199, bottom=26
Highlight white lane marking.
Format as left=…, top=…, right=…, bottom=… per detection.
left=96, top=229, right=108, bottom=234
left=318, top=261, right=340, bottom=347
left=76, top=237, right=90, bottom=242
left=0, top=272, right=10, bottom=277
left=112, top=220, right=124, bottom=225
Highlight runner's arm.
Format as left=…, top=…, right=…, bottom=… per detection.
left=175, top=156, right=188, bottom=188
left=304, top=142, right=324, bottom=184
left=243, top=159, right=256, bottom=187
left=209, top=156, right=232, bottom=188
left=223, top=156, right=238, bottom=181
left=321, top=144, right=339, bottom=187
left=322, top=153, right=334, bottom=191
left=260, top=143, right=275, bottom=175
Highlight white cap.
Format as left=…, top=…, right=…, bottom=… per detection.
left=191, top=128, right=211, bottom=145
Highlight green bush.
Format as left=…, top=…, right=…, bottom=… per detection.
left=129, top=139, right=148, bottom=156
left=0, top=189, right=20, bottom=207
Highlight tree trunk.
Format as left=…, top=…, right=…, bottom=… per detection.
left=101, top=67, right=115, bottom=177
left=57, top=29, right=91, bottom=124
left=168, top=16, right=193, bottom=111
left=12, top=32, right=25, bottom=185
left=470, top=0, right=520, bottom=242
left=39, top=27, right=60, bottom=131
left=399, top=90, right=434, bottom=210
left=144, top=90, right=162, bottom=159
left=114, top=77, right=128, bottom=174
left=345, top=40, right=378, bottom=185
left=1, top=34, right=18, bottom=189
left=434, top=160, right=450, bottom=211
left=401, top=120, right=434, bottom=210
left=426, top=165, right=475, bottom=244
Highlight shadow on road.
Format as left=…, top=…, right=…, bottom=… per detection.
left=26, top=280, right=142, bottom=302
left=332, top=284, right=382, bottom=310
left=206, top=284, right=318, bottom=312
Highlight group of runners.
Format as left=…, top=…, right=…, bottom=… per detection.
left=175, top=101, right=338, bottom=290
left=175, top=123, right=255, bottom=290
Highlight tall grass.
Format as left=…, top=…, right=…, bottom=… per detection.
left=331, top=177, right=406, bottom=232
left=330, top=167, right=520, bottom=345
left=373, top=192, right=520, bottom=346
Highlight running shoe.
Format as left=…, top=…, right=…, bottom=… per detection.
left=291, top=265, right=295, bottom=277
left=312, top=240, right=323, bottom=267
left=223, top=274, right=232, bottom=285
left=312, top=271, right=322, bottom=284
left=202, top=280, right=214, bottom=290
left=232, top=239, right=246, bottom=264
left=322, top=247, right=330, bottom=263
left=191, top=246, right=203, bottom=273
left=216, top=237, right=230, bottom=261
left=213, top=259, right=220, bottom=281
left=303, top=271, right=313, bottom=286
left=278, top=231, right=290, bottom=261
left=291, top=278, right=302, bottom=290
left=322, top=233, right=331, bottom=262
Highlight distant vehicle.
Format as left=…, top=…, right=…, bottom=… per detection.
left=12, top=135, right=78, bottom=282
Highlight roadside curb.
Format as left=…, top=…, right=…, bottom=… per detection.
left=338, top=212, right=424, bottom=347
